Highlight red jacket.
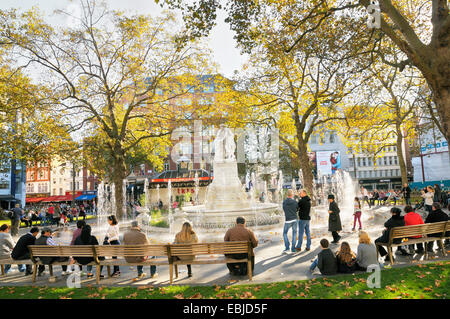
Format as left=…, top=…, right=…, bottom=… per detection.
left=404, top=212, right=424, bottom=238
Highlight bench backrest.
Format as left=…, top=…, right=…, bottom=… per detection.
left=28, top=245, right=96, bottom=263
left=169, top=241, right=250, bottom=257
left=390, top=221, right=447, bottom=240
left=94, top=245, right=169, bottom=258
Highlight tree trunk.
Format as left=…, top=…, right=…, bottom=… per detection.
left=112, top=148, right=127, bottom=220
left=433, top=85, right=450, bottom=147
left=396, top=130, right=408, bottom=185
left=298, top=140, right=315, bottom=204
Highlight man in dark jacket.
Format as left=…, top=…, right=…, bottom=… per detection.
left=401, top=183, right=412, bottom=205
left=295, top=189, right=311, bottom=252
left=375, top=207, right=407, bottom=261
left=328, top=194, right=342, bottom=244
left=11, top=226, right=39, bottom=275
left=424, top=203, right=449, bottom=252
left=309, top=239, right=337, bottom=275
left=35, top=228, right=69, bottom=276
left=282, top=189, right=298, bottom=253
left=10, top=204, right=23, bottom=236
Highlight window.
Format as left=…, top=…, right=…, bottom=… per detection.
left=59, top=188, right=63, bottom=195
left=76, top=182, right=79, bottom=190
left=383, top=157, right=387, bottom=165
left=394, top=157, right=398, bottom=165
left=389, top=157, right=393, bottom=165
left=53, top=188, right=56, bottom=195
left=0, top=181, right=9, bottom=189
left=329, top=132, right=335, bottom=143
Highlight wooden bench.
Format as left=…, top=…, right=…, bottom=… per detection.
left=168, top=241, right=253, bottom=284
left=376, top=221, right=448, bottom=264
left=94, top=245, right=170, bottom=283
left=0, top=258, right=34, bottom=275
left=28, top=245, right=98, bottom=283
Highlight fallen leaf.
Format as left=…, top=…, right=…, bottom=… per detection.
left=278, top=290, right=287, bottom=295
left=364, top=290, right=374, bottom=295
left=174, top=294, right=184, bottom=299
left=423, top=287, right=433, bottom=291
left=189, top=292, right=203, bottom=299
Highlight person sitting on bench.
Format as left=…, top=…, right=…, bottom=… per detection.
left=224, top=217, right=258, bottom=276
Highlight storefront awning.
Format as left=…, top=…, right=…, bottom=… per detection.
left=26, top=197, right=46, bottom=203
left=41, top=195, right=74, bottom=202
left=75, top=194, right=96, bottom=201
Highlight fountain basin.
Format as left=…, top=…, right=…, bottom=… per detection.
left=176, top=203, right=283, bottom=231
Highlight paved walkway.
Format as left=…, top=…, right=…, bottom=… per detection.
left=1, top=206, right=449, bottom=288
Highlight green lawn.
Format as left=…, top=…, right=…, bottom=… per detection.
left=0, top=261, right=448, bottom=299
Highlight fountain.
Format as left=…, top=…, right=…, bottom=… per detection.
left=180, top=125, right=281, bottom=231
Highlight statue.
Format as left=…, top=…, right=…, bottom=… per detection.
left=214, top=124, right=235, bottom=162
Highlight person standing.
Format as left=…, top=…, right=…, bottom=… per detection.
left=103, top=215, right=120, bottom=277
left=173, top=222, right=198, bottom=278
left=0, top=224, right=22, bottom=273
left=352, top=197, right=362, bottom=231
left=433, top=184, right=442, bottom=204
left=328, top=194, right=342, bottom=244
left=361, top=187, right=371, bottom=208
left=295, top=189, right=311, bottom=252
left=224, top=217, right=258, bottom=276
left=10, top=204, right=23, bottom=237
left=282, top=189, right=298, bottom=253
left=421, top=186, right=434, bottom=214
left=401, top=183, right=411, bottom=206
left=11, top=226, right=39, bottom=275
left=123, top=220, right=157, bottom=280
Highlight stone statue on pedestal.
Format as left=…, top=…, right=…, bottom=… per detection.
left=214, top=124, right=235, bottom=162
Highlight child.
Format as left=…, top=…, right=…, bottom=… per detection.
left=309, top=238, right=337, bottom=275
left=352, top=197, right=362, bottom=231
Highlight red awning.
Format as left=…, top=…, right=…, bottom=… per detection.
left=26, top=197, right=46, bottom=203
left=57, top=194, right=75, bottom=201
left=41, top=196, right=60, bottom=203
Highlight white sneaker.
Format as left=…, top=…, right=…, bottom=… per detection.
left=282, top=250, right=290, bottom=254
left=61, top=271, right=67, bottom=275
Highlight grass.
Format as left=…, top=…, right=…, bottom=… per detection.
left=0, top=261, right=448, bottom=299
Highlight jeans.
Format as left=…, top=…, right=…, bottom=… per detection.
left=353, top=212, right=362, bottom=230
left=405, top=197, right=411, bottom=205
left=283, top=220, right=298, bottom=251
left=137, top=265, right=156, bottom=276
left=310, top=258, right=318, bottom=272
left=296, top=220, right=311, bottom=249
left=425, top=205, right=432, bottom=214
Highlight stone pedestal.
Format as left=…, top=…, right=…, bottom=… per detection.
left=205, top=160, right=250, bottom=211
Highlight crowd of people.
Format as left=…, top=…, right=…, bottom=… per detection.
left=0, top=183, right=449, bottom=281
left=360, top=184, right=450, bottom=210
left=6, top=203, right=91, bottom=237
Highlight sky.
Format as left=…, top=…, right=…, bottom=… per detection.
left=0, top=0, right=248, bottom=78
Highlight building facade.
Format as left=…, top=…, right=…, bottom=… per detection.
left=0, top=159, right=26, bottom=209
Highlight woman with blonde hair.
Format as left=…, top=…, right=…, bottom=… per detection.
left=356, top=231, right=379, bottom=270
left=173, top=222, right=198, bottom=277
left=421, top=186, right=435, bottom=214
left=336, top=241, right=357, bottom=273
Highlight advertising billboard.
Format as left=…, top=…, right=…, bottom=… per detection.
left=316, top=151, right=341, bottom=175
